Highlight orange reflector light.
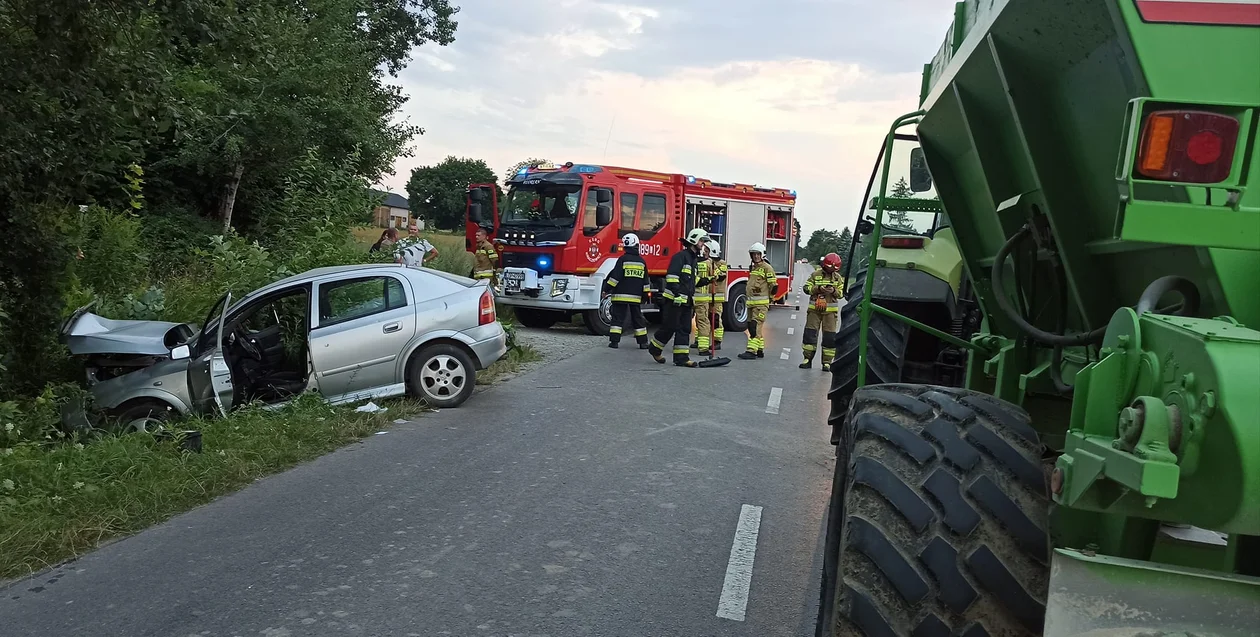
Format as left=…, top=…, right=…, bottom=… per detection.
left=881, top=236, right=926, bottom=249
left=1136, top=109, right=1240, bottom=184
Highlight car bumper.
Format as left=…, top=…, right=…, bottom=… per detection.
left=461, top=322, right=509, bottom=370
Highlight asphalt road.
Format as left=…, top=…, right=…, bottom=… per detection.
left=1, top=264, right=838, bottom=637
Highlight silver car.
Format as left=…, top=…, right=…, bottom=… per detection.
left=62, top=264, right=508, bottom=430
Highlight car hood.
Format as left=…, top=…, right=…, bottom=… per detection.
left=62, top=309, right=191, bottom=356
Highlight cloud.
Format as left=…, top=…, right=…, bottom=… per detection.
left=382, top=0, right=955, bottom=237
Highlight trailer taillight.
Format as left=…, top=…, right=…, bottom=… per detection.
left=881, top=236, right=926, bottom=249
left=479, top=289, right=495, bottom=325
left=1136, top=110, right=1239, bottom=184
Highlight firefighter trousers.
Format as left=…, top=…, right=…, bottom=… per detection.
left=746, top=304, right=768, bottom=353
left=650, top=303, right=694, bottom=364
left=802, top=310, right=839, bottom=364
left=609, top=302, right=648, bottom=345
left=693, top=301, right=724, bottom=350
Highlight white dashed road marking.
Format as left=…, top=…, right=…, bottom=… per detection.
left=716, top=504, right=764, bottom=622
left=790, top=313, right=797, bottom=320
left=780, top=348, right=790, bottom=360
left=787, top=327, right=795, bottom=335
left=765, top=387, right=783, bottom=414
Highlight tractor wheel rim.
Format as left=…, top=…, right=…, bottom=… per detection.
left=420, top=354, right=466, bottom=400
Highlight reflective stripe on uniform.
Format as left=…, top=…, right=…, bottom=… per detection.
left=610, top=326, right=623, bottom=334
left=611, top=294, right=642, bottom=303
left=673, top=346, right=689, bottom=355
left=634, top=328, right=648, bottom=337
left=474, top=270, right=495, bottom=278
left=666, top=275, right=680, bottom=283
left=748, top=295, right=770, bottom=306
left=606, top=277, right=619, bottom=287
left=826, top=303, right=840, bottom=313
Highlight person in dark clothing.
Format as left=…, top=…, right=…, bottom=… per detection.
left=602, top=234, right=651, bottom=349
left=369, top=228, right=398, bottom=253
left=648, top=228, right=709, bottom=367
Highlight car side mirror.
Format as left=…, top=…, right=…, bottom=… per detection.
left=171, top=344, right=191, bottom=360
left=596, top=203, right=613, bottom=227
left=469, top=202, right=483, bottom=224
left=909, top=147, right=933, bottom=193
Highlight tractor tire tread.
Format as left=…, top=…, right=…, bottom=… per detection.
left=817, top=383, right=1050, bottom=637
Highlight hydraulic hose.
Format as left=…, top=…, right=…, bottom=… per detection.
left=1136, top=276, right=1200, bottom=317
left=991, top=225, right=1108, bottom=347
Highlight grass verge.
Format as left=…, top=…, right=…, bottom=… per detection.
left=0, top=394, right=422, bottom=581
left=477, top=343, right=541, bottom=385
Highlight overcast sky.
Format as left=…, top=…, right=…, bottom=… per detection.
left=380, top=0, right=957, bottom=238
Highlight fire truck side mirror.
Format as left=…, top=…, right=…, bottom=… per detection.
left=595, top=188, right=613, bottom=204
left=596, top=203, right=613, bottom=228
left=468, top=202, right=483, bottom=224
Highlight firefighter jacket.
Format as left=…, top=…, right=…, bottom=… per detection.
left=694, top=258, right=729, bottom=303
left=803, top=268, right=844, bottom=313
left=472, top=239, right=498, bottom=279
left=746, top=260, right=777, bottom=307
left=663, top=247, right=699, bottom=304
left=602, top=252, right=650, bottom=303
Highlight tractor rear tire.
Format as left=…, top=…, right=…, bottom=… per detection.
left=816, top=384, right=1050, bottom=637
left=829, top=271, right=910, bottom=440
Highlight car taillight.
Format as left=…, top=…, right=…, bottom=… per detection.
left=881, top=236, right=926, bottom=249
left=479, top=289, right=495, bottom=325
left=1136, top=110, right=1239, bottom=184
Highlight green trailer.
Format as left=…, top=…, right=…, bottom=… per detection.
left=817, top=1, right=1260, bottom=635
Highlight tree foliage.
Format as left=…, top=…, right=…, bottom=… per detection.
left=503, top=158, right=550, bottom=183
left=885, top=177, right=917, bottom=232
left=406, top=156, right=500, bottom=230
left=801, top=227, right=854, bottom=266
left=0, top=0, right=459, bottom=394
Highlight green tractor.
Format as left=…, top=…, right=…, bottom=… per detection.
left=830, top=143, right=981, bottom=444
left=817, top=1, right=1260, bottom=635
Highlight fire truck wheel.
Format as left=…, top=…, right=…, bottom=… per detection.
left=582, top=298, right=613, bottom=336
left=513, top=308, right=561, bottom=329
left=723, top=283, right=748, bottom=332
left=816, top=384, right=1049, bottom=637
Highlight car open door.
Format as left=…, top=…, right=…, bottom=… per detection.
left=465, top=183, right=498, bottom=251
left=187, top=292, right=236, bottom=416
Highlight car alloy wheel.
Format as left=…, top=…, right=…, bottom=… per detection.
left=419, top=353, right=468, bottom=401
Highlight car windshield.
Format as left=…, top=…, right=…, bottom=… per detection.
left=499, top=184, right=581, bottom=227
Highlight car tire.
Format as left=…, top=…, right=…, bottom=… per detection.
left=817, top=384, right=1050, bottom=637
left=723, top=282, right=748, bottom=332
left=112, top=400, right=175, bottom=434
left=513, top=308, right=560, bottom=329
left=408, top=344, right=476, bottom=408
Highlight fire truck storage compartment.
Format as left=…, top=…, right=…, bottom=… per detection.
left=723, top=200, right=766, bottom=269
left=765, top=205, right=791, bottom=274
left=688, top=198, right=727, bottom=256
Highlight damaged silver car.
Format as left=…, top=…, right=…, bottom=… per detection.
left=62, top=264, right=508, bottom=431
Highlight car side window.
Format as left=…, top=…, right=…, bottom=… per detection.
left=319, top=276, right=407, bottom=326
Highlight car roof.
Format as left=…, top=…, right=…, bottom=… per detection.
left=239, top=264, right=476, bottom=304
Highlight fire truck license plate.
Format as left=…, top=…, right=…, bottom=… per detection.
left=504, top=270, right=525, bottom=292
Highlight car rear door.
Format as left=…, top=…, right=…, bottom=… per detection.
left=309, top=273, right=416, bottom=401
left=187, top=292, right=235, bottom=416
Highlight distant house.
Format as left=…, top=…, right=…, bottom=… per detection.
left=371, top=191, right=419, bottom=229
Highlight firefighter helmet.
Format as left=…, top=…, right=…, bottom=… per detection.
left=705, top=239, right=721, bottom=258
left=622, top=233, right=640, bottom=248
left=749, top=242, right=766, bottom=255
left=685, top=228, right=709, bottom=246
left=822, top=252, right=842, bottom=271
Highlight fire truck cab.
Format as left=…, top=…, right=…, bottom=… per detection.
left=465, top=162, right=797, bottom=335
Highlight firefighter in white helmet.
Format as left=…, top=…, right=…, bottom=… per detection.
left=649, top=227, right=708, bottom=367
left=602, top=233, right=651, bottom=349
left=738, top=242, right=777, bottom=360
left=692, top=238, right=727, bottom=355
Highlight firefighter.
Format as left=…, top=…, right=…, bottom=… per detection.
left=649, top=228, right=708, bottom=367
left=471, top=226, right=499, bottom=284
left=800, top=252, right=844, bottom=370
left=738, top=242, right=777, bottom=360
left=603, top=234, right=651, bottom=349
left=693, top=239, right=728, bottom=355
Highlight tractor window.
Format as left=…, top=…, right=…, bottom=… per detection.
left=637, top=193, right=667, bottom=240
left=620, top=193, right=638, bottom=232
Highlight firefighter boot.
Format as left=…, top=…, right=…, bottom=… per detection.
left=738, top=351, right=758, bottom=360
left=648, top=340, right=666, bottom=364
left=673, top=346, right=696, bottom=367
left=799, top=348, right=815, bottom=369
left=756, top=349, right=765, bottom=358
left=714, top=339, right=722, bottom=351
left=608, top=341, right=619, bottom=349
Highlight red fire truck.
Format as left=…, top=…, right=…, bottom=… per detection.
left=465, top=162, right=797, bottom=335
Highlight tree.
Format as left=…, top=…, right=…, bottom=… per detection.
left=793, top=218, right=803, bottom=254
left=406, top=156, right=499, bottom=230
left=885, top=177, right=916, bottom=231
left=504, top=158, right=550, bottom=184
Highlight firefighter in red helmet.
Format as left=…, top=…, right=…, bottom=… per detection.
left=800, top=252, right=845, bottom=370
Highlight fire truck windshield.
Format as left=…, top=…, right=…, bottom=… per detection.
left=500, top=185, right=581, bottom=228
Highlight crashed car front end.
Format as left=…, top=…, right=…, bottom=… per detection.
left=60, top=304, right=200, bottom=414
